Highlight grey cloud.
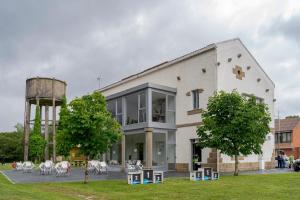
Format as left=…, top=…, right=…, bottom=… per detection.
left=0, top=0, right=299, bottom=131
left=267, top=14, right=300, bottom=45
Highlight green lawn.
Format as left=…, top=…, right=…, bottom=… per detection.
left=0, top=172, right=299, bottom=200
left=0, top=164, right=12, bottom=171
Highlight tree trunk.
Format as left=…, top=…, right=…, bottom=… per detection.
left=234, top=154, right=239, bottom=176
left=84, top=156, right=89, bottom=184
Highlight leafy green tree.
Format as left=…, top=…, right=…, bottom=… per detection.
left=0, top=124, right=24, bottom=163
left=14, top=123, right=24, bottom=134
left=29, top=105, right=46, bottom=162
left=197, top=91, right=271, bottom=176
left=57, top=96, right=73, bottom=157
left=60, top=92, right=121, bottom=183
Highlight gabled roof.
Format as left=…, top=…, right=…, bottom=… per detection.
left=99, top=38, right=274, bottom=92
left=215, top=38, right=275, bottom=87
left=275, top=118, right=300, bottom=132
left=99, top=43, right=216, bottom=92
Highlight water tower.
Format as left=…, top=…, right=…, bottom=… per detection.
left=24, top=77, right=67, bottom=162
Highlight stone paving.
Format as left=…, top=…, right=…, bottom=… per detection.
left=0, top=167, right=294, bottom=184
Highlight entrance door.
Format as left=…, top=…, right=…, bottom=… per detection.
left=191, top=139, right=202, bottom=170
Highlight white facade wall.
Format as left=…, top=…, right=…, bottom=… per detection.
left=101, top=38, right=275, bottom=170
left=216, top=39, right=275, bottom=164
left=102, top=49, right=218, bottom=166
left=102, top=49, right=217, bottom=125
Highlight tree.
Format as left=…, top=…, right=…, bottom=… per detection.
left=57, top=96, right=73, bottom=157
left=29, top=105, right=46, bottom=162
left=197, top=91, right=271, bottom=176
left=14, top=123, right=24, bottom=134
left=60, top=91, right=122, bottom=183
left=0, top=124, right=24, bottom=163
left=285, top=115, right=299, bottom=119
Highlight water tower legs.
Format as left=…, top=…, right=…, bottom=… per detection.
left=44, top=106, right=49, bottom=160
left=23, top=101, right=31, bottom=161
left=52, top=100, right=56, bottom=162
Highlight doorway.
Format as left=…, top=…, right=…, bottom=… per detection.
left=191, top=139, right=202, bottom=170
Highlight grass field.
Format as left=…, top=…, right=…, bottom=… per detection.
left=0, top=164, right=12, bottom=171
left=0, top=170, right=300, bottom=200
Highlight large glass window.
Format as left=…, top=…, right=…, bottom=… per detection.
left=116, top=98, right=122, bottom=124
left=152, top=92, right=166, bottom=123
left=167, top=95, right=175, bottom=123
left=139, top=92, right=146, bottom=123
left=153, top=132, right=166, bottom=169
left=107, top=99, right=122, bottom=124
left=125, top=133, right=145, bottom=161
left=110, top=143, right=121, bottom=164
left=107, top=100, right=116, bottom=118
left=167, top=131, right=176, bottom=170
left=126, top=93, right=139, bottom=125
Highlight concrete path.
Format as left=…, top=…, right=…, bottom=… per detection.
left=0, top=167, right=295, bottom=184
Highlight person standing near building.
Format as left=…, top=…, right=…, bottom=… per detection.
left=276, top=154, right=281, bottom=168
left=282, top=152, right=287, bottom=168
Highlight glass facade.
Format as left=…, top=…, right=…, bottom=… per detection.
left=152, top=132, right=166, bottom=169
left=125, top=133, right=145, bottom=162
left=105, top=85, right=176, bottom=171
left=152, top=92, right=166, bottom=123
left=125, top=93, right=139, bottom=125
left=152, top=91, right=175, bottom=124
left=106, top=88, right=176, bottom=126
left=167, top=131, right=176, bottom=170
left=107, top=98, right=122, bottom=124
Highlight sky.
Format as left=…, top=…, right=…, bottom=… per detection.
left=0, top=0, right=300, bottom=131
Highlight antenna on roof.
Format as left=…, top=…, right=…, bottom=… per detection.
left=97, top=75, right=101, bottom=89
left=277, top=100, right=281, bottom=155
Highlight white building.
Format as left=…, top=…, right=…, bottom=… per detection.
left=100, top=38, right=275, bottom=172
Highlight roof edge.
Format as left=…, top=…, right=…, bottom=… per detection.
left=98, top=43, right=216, bottom=93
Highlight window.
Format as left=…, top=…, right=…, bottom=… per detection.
left=242, top=93, right=264, bottom=104
left=116, top=98, right=122, bottom=124
left=125, top=91, right=146, bottom=125
left=167, top=95, right=175, bottom=123
left=256, top=97, right=264, bottom=104
left=138, top=92, right=146, bottom=123
left=107, top=100, right=116, bottom=118
left=107, top=99, right=122, bottom=125
left=275, top=132, right=292, bottom=143
left=152, top=92, right=166, bottom=123
left=126, top=93, right=139, bottom=125
left=192, top=90, right=199, bottom=109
